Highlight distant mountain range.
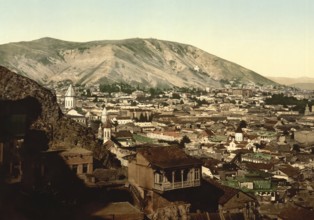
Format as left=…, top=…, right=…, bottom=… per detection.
left=268, top=76, right=314, bottom=90
left=0, top=37, right=275, bottom=88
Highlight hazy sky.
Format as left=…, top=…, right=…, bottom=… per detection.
left=1, top=0, right=313, bottom=78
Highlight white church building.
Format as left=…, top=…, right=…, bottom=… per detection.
left=98, top=106, right=112, bottom=144
left=64, top=84, right=76, bottom=109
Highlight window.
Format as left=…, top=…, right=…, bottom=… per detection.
left=159, top=174, right=163, bottom=183
left=72, top=164, right=78, bottom=173
left=195, top=168, right=200, bottom=180
left=154, top=172, right=163, bottom=183
left=154, top=173, right=158, bottom=183
left=83, top=164, right=88, bottom=173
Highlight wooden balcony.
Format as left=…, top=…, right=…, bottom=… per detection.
left=153, top=179, right=201, bottom=191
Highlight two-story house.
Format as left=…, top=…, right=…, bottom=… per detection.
left=128, top=146, right=202, bottom=192
left=59, top=147, right=94, bottom=183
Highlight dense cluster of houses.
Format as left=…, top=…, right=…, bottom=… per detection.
left=1, top=83, right=314, bottom=219
left=55, top=83, right=314, bottom=219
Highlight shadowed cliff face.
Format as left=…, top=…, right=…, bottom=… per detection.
left=0, top=66, right=99, bottom=153
left=0, top=97, right=127, bottom=220
left=0, top=97, right=42, bottom=139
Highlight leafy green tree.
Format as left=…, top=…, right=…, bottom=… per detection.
left=172, top=93, right=181, bottom=99
left=86, top=89, right=91, bottom=97
left=92, top=96, right=98, bottom=102
left=179, top=135, right=191, bottom=148
left=149, top=88, right=156, bottom=97
left=265, top=94, right=313, bottom=113
left=239, top=120, right=247, bottom=129
left=139, top=113, right=146, bottom=122
left=292, top=144, right=300, bottom=153
left=130, top=100, right=137, bottom=106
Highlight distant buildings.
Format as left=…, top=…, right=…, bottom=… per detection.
left=45, top=81, right=314, bottom=218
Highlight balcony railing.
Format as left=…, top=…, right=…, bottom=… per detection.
left=153, top=179, right=200, bottom=191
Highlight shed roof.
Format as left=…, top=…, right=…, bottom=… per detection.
left=61, top=147, right=92, bottom=155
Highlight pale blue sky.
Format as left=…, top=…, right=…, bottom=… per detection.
left=1, top=0, right=313, bottom=77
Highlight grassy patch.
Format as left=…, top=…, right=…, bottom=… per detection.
left=78, top=46, right=89, bottom=53
left=133, top=134, right=155, bottom=144
left=38, top=57, right=52, bottom=65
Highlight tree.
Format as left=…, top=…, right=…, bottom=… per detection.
left=265, top=94, right=314, bottom=113
left=86, top=89, right=91, bottom=97
left=292, top=144, right=300, bottom=153
left=239, top=120, right=247, bottom=129
left=254, top=143, right=261, bottom=150
left=149, top=88, right=156, bottom=98
left=148, top=114, right=153, bottom=122
left=92, top=96, right=98, bottom=102
left=179, top=135, right=191, bottom=148
left=130, top=100, right=137, bottom=106
left=172, top=93, right=180, bottom=99
left=139, top=113, right=146, bottom=122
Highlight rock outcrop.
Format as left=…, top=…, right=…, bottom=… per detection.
left=149, top=203, right=191, bottom=220
left=0, top=66, right=100, bottom=154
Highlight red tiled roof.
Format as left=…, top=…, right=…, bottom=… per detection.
left=243, top=162, right=274, bottom=171
left=278, top=164, right=300, bottom=178
left=138, top=146, right=202, bottom=169
left=278, top=204, right=314, bottom=220
left=204, top=178, right=255, bottom=205
left=114, top=130, right=133, bottom=139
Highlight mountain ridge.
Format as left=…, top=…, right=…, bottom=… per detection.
left=268, top=76, right=314, bottom=85
left=0, top=37, right=275, bottom=88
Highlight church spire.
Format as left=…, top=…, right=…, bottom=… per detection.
left=64, top=84, right=76, bottom=109
left=305, top=103, right=310, bottom=116
left=97, top=123, right=103, bottom=140
left=100, top=105, right=112, bottom=144
left=65, top=84, right=75, bottom=97
left=101, top=106, right=107, bottom=124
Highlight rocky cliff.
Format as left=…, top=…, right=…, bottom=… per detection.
left=0, top=66, right=101, bottom=154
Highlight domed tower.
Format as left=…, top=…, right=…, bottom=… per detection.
left=64, top=84, right=76, bottom=109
